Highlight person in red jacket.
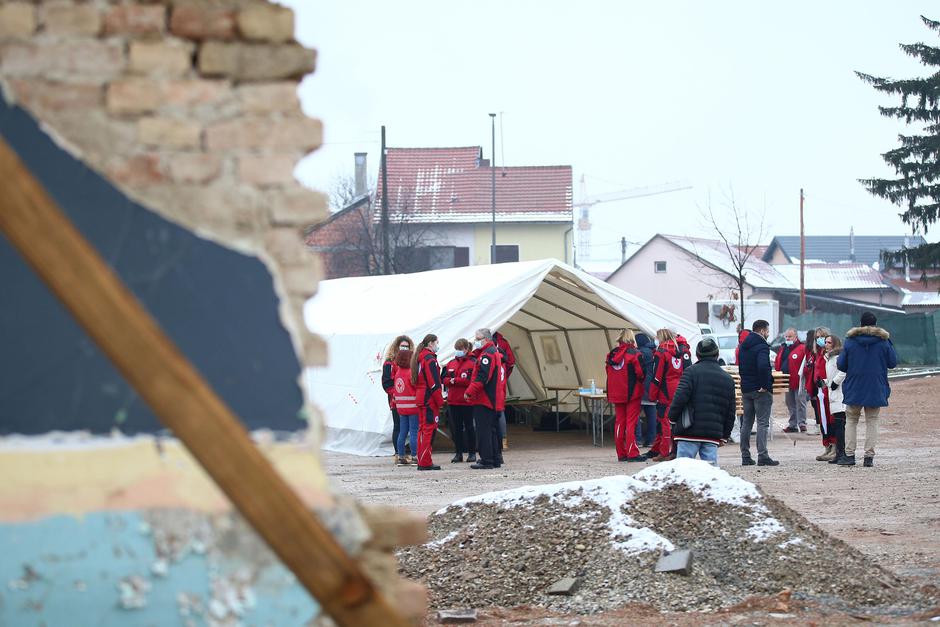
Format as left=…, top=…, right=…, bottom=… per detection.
left=411, top=334, right=444, bottom=471
left=382, top=335, right=413, bottom=462
left=733, top=328, right=750, bottom=365
left=391, top=349, right=419, bottom=465
left=810, top=326, right=837, bottom=461
left=442, top=338, right=477, bottom=463
left=775, top=328, right=807, bottom=434
left=606, top=329, right=647, bottom=462
left=646, top=328, right=684, bottom=461
left=492, top=330, right=515, bottom=446
left=464, top=328, right=506, bottom=470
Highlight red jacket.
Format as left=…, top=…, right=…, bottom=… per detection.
left=650, top=340, right=684, bottom=405
left=733, top=329, right=750, bottom=365
left=414, top=348, right=444, bottom=415
left=802, top=350, right=819, bottom=395
left=442, top=355, right=476, bottom=406
left=391, top=364, right=419, bottom=415
left=605, top=341, right=645, bottom=404
left=465, top=342, right=506, bottom=411
left=493, top=332, right=515, bottom=378
left=774, top=340, right=806, bottom=391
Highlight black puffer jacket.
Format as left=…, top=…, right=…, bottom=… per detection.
left=668, top=356, right=736, bottom=442
left=635, top=333, right=656, bottom=402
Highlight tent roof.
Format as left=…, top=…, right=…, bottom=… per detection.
left=305, top=259, right=699, bottom=345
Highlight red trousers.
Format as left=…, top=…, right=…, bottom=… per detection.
left=416, top=408, right=439, bottom=467
left=655, top=403, right=673, bottom=456
left=613, top=400, right=641, bottom=459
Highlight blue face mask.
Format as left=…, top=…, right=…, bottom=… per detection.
left=785, top=340, right=794, bottom=346
left=454, top=350, right=466, bottom=358
left=816, top=337, right=826, bottom=347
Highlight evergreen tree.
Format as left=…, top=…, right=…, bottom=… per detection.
left=857, top=15, right=940, bottom=270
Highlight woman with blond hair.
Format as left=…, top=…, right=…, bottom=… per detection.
left=646, top=328, right=684, bottom=461
left=381, top=335, right=413, bottom=461
left=606, top=329, right=646, bottom=462
left=411, top=334, right=444, bottom=471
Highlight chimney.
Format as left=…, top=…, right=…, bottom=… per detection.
left=354, top=152, right=367, bottom=197
left=849, top=226, right=855, bottom=263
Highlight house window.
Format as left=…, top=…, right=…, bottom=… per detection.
left=395, top=246, right=470, bottom=273
left=492, top=245, right=519, bottom=264
left=454, top=247, right=470, bottom=267
left=654, top=260, right=667, bottom=273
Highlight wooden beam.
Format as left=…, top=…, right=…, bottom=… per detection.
left=0, top=137, right=409, bottom=627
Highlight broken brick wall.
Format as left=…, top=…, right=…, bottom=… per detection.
left=0, top=0, right=328, bottom=384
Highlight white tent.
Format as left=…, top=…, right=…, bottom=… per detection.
left=304, top=259, right=700, bottom=456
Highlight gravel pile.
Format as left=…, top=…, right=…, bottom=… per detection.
left=397, top=459, right=933, bottom=615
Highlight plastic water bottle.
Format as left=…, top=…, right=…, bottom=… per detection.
left=590, top=379, right=596, bottom=394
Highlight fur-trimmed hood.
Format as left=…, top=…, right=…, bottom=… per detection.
left=846, top=326, right=890, bottom=340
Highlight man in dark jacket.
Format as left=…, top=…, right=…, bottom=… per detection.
left=635, top=332, right=658, bottom=447
left=668, top=338, right=736, bottom=466
left=836, top=312, right=898, bottom=467
left=737, top=319, right=779, bottom=466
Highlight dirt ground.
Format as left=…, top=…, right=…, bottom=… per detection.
left=323, top=378, right=940, bottom=624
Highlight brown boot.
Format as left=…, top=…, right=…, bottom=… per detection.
left=816, top=445, right=833, bottom=461
left=820, top=445, right=838, bottom=462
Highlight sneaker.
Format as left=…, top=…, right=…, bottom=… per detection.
left=799, top=425, right=807, bottom=433
left=451, top=454, right=463, bottom=463
left=757, top=457, right=780, bottom=466
left=863, top=457, right=874, bottom=468
left=466, top=452, right=477, bottom=463
left=416, top=465, right=441, bottom=471
left=470, top=462, right=495, bottom=470
left=625, top=456, right=646, bottom=462
left=741, top=457, right=756, bottom=466
left=828, top=452, right=845, bottom=464
left=782, top=426, right=799, bottom=433
left=837, top=455, right=856, bottom=466
left=396, top=456, right=409, bottom=466
left=618, top=456, right=630, bottom=462
left=642, top=450, right=659, bottom=460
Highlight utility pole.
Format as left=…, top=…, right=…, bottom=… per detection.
left=490, top=113, right=496, bottom=264
left=621, top=236, right=627, bottom=264
left=380, top=126, right=390, bottom=275
left=799, top=188, right=806, bottom=314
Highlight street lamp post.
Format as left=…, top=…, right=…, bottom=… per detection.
left=489, top=112, right=496, bottom=264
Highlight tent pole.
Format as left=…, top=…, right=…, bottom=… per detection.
left=543, top=278, right=630, bottom=322
left=524, top=329, right=548, bottom=391
left=531, top=293, right=607, bottom=329
left=562, top=329, right=584, bottom=386
left=519, top=308, right=565, bottom=330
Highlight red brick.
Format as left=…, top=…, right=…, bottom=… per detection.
left=269, top=188, right=329, bottom=226
left=170, top=5, right=235, bottom=41
left=205, top=115, right=322, bottom=152
left=237, top=153, right=299, bottom=186
left=129, top=40, right=193, bottom=77
left=106, top=78, right=162, bottom=114
left=162, top=79, right=230, bottom=107
left=41, top=2, right=101, bottom=37
left=0, top=3, right=37, bottom=38
left=106, top=78, right=231, bottom=114
left=137, top=117, right=201, bottom=149
left=0, top=41, right=125, bottom=81
left=163, top=153, right=221, bottom=184
left=107, top=153, right=164, bottom=186
left=103, top=4, right=166, bottom=35
left=236, top=81, right=299, bottom=113
left=7, top=79, right=102, bottom=111
left=197, top=41, right=314, bottom=81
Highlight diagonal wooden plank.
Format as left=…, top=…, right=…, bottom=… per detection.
left=0, top=136, right=409, bottom=627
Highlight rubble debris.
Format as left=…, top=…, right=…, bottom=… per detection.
left=654, top=549, right=692, bottom=575
left=436, top=608, right=478, bottom=623
left=546, top=577, right=581, bottom=596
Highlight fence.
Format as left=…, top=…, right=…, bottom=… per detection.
left=783, top=310, right=940, bottom=365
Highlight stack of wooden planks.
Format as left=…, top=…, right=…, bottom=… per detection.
left=722, top=366, right=790, bottom=415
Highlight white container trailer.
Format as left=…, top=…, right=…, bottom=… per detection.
left=707, top=299, right=780, bottom=339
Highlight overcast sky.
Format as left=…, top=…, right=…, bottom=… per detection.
left=282, top=1, right=938, bottom=269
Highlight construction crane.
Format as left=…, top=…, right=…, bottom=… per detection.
left=573, top=175, right=692, bottom=264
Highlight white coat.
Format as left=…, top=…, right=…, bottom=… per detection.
left=824, top=352, right=846, bottom=414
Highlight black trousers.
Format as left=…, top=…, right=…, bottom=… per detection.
left=450, top=404, right=476, bottom=456
left=391, top=408, right=400, bottom=451
left=473, top=405, right=499, bottom=466
left=832, top=411, right=846, bottom=457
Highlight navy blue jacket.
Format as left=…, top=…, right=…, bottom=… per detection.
left=836, top=326, right=897, bottom=407
left=635, top=333, right=656, bottom=402
left=738, top=331, right=772, bottom=393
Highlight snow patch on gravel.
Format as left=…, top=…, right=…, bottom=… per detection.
left=633, top=458, right=766, bottom=510
left=440, top=475, right=674, bottom=554
left=746, top=516, right=786, bottom=540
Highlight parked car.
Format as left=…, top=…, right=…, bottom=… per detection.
left=706, top=333, right=740, bottom=366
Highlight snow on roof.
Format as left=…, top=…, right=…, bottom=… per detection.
left=772, top=263, right=887, bottom=291
left=375, top=147, right=573, bottom=224
left=766, top=235, right=926, bottom=266
left=661, top=235, right=785, bottom=289
left=902, top=291, right=940, bottom=307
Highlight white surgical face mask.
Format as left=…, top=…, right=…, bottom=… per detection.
left=473, top=339, right=484, bottom=350
left=399, top=344, right=409, bottom=351
left=455, top=350, right=466, bottom=358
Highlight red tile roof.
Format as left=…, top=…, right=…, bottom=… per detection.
left=375, top=146, right=573, bottom=223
